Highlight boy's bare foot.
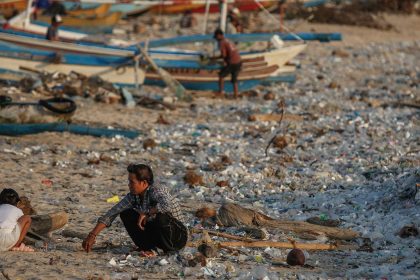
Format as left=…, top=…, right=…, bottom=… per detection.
left=11, top=243, right=34, bottom=252
left=139, top=250, right=157, bottom=258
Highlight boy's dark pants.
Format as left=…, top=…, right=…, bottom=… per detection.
left=120, top=209, right=187, bottom=252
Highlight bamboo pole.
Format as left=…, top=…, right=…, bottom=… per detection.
left=202, top=0, right=211, bottom=34
left=187, top=240, right=356, bottom=251
left=220, top=0, right=228, bottom=32
left=279, top=3, right=285, bottom=32
left=218, top=241, right=356, bottom=250
left=24, top=0, right=33, bottom=27
left=191, top=228, right=258, bottom=242
left=137, top=44, right=190, bottom=101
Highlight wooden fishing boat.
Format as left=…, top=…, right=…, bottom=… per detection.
left=5, top=9, right=90, bottom=41
left=0, top=30, right=306, bottom=80
left=66, top=3, right=111, bottom=18
left=0, top=54, right=144, bottom=86
left=145, top=64, right=279, bottom=92
left=5, top=10, right=342, bottom=46
left=149, top=44, right=306, bottom=75
left=0, top=33, right=143, bottom=85
left=191, top=0, right=275, bottom=13
left=63, top=2, right=152, bottom=17
left=0, top=35, right=279, bottom=92
left=0, top=32, right=133, bottom=57
left=0, top=54, right=278, bottom=92
left=34, top=11, right=122, bottom=34
left=0, top=25, right=304, bottom=91
left=149, top=0, right=275, bottom=14
left=149, top=3, right=203, bottom=14
left=0, top=0, right=26, bottom=19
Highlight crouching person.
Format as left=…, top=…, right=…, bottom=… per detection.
left=0, top=189, right=34, bottom=252
left=83, top=164, right=188, bottom=256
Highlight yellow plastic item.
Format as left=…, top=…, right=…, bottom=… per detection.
left=106, top=195, right=120, bottom=203
left=254, top=255, right=264, bottom=263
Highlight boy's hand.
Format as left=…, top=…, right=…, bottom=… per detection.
left=82, top=232, right=96, bottom=253
left=138, top=213, right=147, bottom=230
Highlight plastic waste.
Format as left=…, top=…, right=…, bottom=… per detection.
left=106, top=195, right=120, bottom=203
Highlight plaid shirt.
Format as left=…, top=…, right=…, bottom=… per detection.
left=98, top=183, right=186, bottom=227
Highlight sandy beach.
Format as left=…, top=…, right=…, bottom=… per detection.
left=0, top=10, right=419, bottom=280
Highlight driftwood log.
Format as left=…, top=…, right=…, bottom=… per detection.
left=211, top=203, right=358, bottom=241
left=30, top=212, right=68, bottom=234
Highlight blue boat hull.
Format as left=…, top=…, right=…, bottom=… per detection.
left=144, top=78, right=261, bottom=93
left=63, top=2, right=147, bottom=17
left=0, top=41, right=132, bottom=66
left=32, top=20, right=114, bottom=34
left=144, top=32, right=342, bottom=48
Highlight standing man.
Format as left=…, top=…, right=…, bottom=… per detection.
left=227, top=8, right=243, bottom=33
left=213, top=28, right=242, bottom=98
left=82, top=164, right=188, bottom=257
left=46, top=14, right=62, bottom=41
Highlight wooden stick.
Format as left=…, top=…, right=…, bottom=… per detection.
left=385, top=101, right=420, bottom=110
left=217, top=241, right=356, bottom=251
left=187, top=240, right=356, bottom=251
left=19, top=66, right=43, bottom=74
left=265, top=100, right=285, bottom=156
left=248, top=113, right=304, bottom=122
left=191, top=228, right=257, bottom=242
left=137, top=44, right=190, bottom=101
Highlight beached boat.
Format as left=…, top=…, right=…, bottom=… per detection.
left=0, top=53, right=144, bottom=86
left=149, top=0, right=275, bottom=14
left=66, top=3, right=111, bottom=18
left=190, top=0, right=275, bottom=13
left=5, top=9, right=89, bottom=41
left=34, top=11, right=122, bottom=34
left=0, top=0, right=26, bottom=18
left=149, top=2, right=203, bottom=14
left=0, top=32, right=133, bottom=57
left=149, top=44, right=306, bottom=75
left=63, top=2, right=151, bottom=17
left=0, top=30, right=305, bottom=77
left=0, top=52, right=278, bottom=92
left=0, top=34, right=281, bottom=92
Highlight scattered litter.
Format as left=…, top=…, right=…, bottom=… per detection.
left=106, top=195, right=120, bottom=203
left=158, top=259, right=169, bottom=266
left=41, top=179, right=53, bottom=187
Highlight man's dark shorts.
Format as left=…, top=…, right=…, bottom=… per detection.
left=219, top=63, right=242, bottom=83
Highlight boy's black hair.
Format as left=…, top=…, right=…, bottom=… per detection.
left=127, top=164, right=154, bottom=185
left=0, top=188, right=20, bottom=206
left=213, top=28, right=224, bottom=38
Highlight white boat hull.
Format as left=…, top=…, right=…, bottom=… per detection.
left=0, top=57, right=145, bottom=85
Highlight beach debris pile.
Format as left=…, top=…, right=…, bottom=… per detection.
left=287, top=0, right=419, bottom=30
left=17, top=69, right=123, bottom=104
left=0, top=68, right=179, bottom=113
